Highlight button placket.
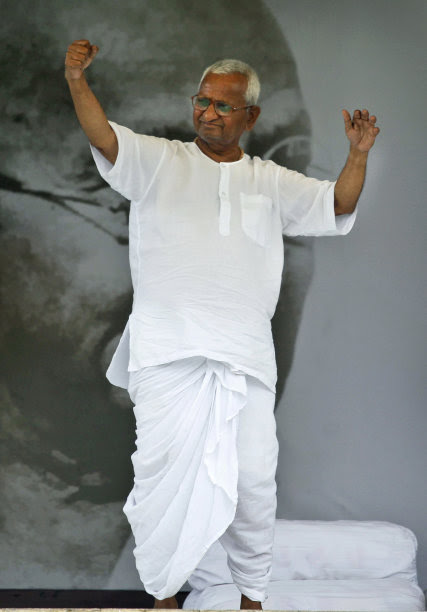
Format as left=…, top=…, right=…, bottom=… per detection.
left=218, top=164, right=231, bottom=236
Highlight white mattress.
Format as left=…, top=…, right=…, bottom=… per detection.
left=183, top=578, right=426, bottom=611
left=183, top=519, right=426, bottom=610
left=187, top=520, right=419, bottom=588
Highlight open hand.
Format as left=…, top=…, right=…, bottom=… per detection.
left=65, top=39, right=99, bottom=80
left=342, top=109, right=380, bottom=153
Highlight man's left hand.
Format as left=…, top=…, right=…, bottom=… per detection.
left=342, top=108, right=380, bottom=153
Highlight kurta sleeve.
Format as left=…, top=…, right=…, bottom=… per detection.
left=277, top=166, right=357, bottom=236
left=90, top=121, right=166, bottom=202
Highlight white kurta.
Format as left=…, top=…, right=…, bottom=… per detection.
left=90, top=122, right=357, bottom=393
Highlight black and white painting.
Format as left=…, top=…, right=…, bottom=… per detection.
left=1, top=0, right=425, bottom=592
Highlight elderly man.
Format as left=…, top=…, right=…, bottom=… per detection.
left=65, top=40, right=379, bottom=609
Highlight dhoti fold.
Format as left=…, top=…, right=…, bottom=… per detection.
left=123, top=356, right=248, bottom=599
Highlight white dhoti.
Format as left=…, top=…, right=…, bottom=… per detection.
left=123, top=356, right=278, bottom=602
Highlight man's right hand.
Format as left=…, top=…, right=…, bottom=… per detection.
left=64, top=39, right=117, bottom=164
left=65, top=40, right=99, bottom=81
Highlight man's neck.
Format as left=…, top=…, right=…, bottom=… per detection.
left=194, top=136, right=244, bottom=163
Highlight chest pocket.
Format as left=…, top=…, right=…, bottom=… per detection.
left=240, top=193, right=273, bottom=246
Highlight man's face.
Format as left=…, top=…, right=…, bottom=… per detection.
left=192, top=72, right=260, bottom=148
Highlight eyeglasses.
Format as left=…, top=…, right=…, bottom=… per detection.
left=191, top=95, right=252, bottom=116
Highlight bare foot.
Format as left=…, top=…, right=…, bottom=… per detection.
left=154, top=595, right=178, bottom=608
left=241, top=594, right=262, bottom=609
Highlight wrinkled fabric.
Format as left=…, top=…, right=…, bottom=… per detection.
left=90, top=122, right=358, bottom=393
left=216, top=371, right=278, bottom=603
left=123, top=356, right=278, bottom=602
left=183, top=578, right=426, bottom=612
left=123, top=356, right=247, bottom=599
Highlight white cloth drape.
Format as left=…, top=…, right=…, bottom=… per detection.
left=123, top=356, right=248, bottom=599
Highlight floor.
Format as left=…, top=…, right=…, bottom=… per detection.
left=0, top=590, right=189, bottom=609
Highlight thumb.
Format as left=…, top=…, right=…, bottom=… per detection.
left=89, top=45, right=99, bottom=60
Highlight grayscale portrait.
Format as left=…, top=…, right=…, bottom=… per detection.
left=0, top=0, right=314, bottom=586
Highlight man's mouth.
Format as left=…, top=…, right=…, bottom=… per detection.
left=200, top=121, right=222, bottom=127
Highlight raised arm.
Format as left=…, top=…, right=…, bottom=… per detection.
left=65, top=40, right=118, bottom=165
left=334, top=108, right=380, bottom=215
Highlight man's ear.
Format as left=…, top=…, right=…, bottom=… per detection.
left=246, top=105, right=261, bottom=131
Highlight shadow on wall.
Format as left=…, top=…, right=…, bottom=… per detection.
left=0, top=0, right=314, bottom=588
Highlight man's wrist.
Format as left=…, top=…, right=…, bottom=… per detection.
left=348, top=146, right=369, bottom=165
left=65, top=70, right=87, bottom=86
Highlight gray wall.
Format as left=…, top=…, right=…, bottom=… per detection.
left=1, top=0, right=426, bottom=594
left=267, top=0, right=427, bottom=590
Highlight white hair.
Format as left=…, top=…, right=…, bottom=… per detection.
left=199, top=59, right=261, bottom=105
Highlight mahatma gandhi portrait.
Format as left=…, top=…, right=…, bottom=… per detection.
left=0, top=0, right=315, bottom=586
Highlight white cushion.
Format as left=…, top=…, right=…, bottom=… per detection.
left=183, top=578, right=426, bottom=611
left=187, top=519, right=419, bottom=591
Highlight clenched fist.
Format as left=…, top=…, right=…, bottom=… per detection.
left=65, top=39, right=99, bottom=80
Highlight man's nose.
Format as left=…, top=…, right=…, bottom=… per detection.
left=202, top=101, right=220, bottom=120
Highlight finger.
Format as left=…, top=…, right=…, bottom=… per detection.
left=65, top=58, right=86, bottom=68
left=88, top=45, right=99, bottom=60
left=353, top=109, right=361, bottom=120
left=65, top=49, right=86, bottom=62
left=67, top=43, right=92, bottom=58
left=67, top=49, right=89, bottom=61
left=73, top=40, right=91, bottom=47
left=342, top=109, right=352, bottom=128
left=65, top=50, right=89, bottom=65
left=369, top=115, right=377, bottom=124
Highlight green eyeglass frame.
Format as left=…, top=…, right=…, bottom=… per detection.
left=191, top=95, right=252, bottom=116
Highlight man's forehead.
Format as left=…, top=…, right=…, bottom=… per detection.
left=198, top=72, right=248, bottom=100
